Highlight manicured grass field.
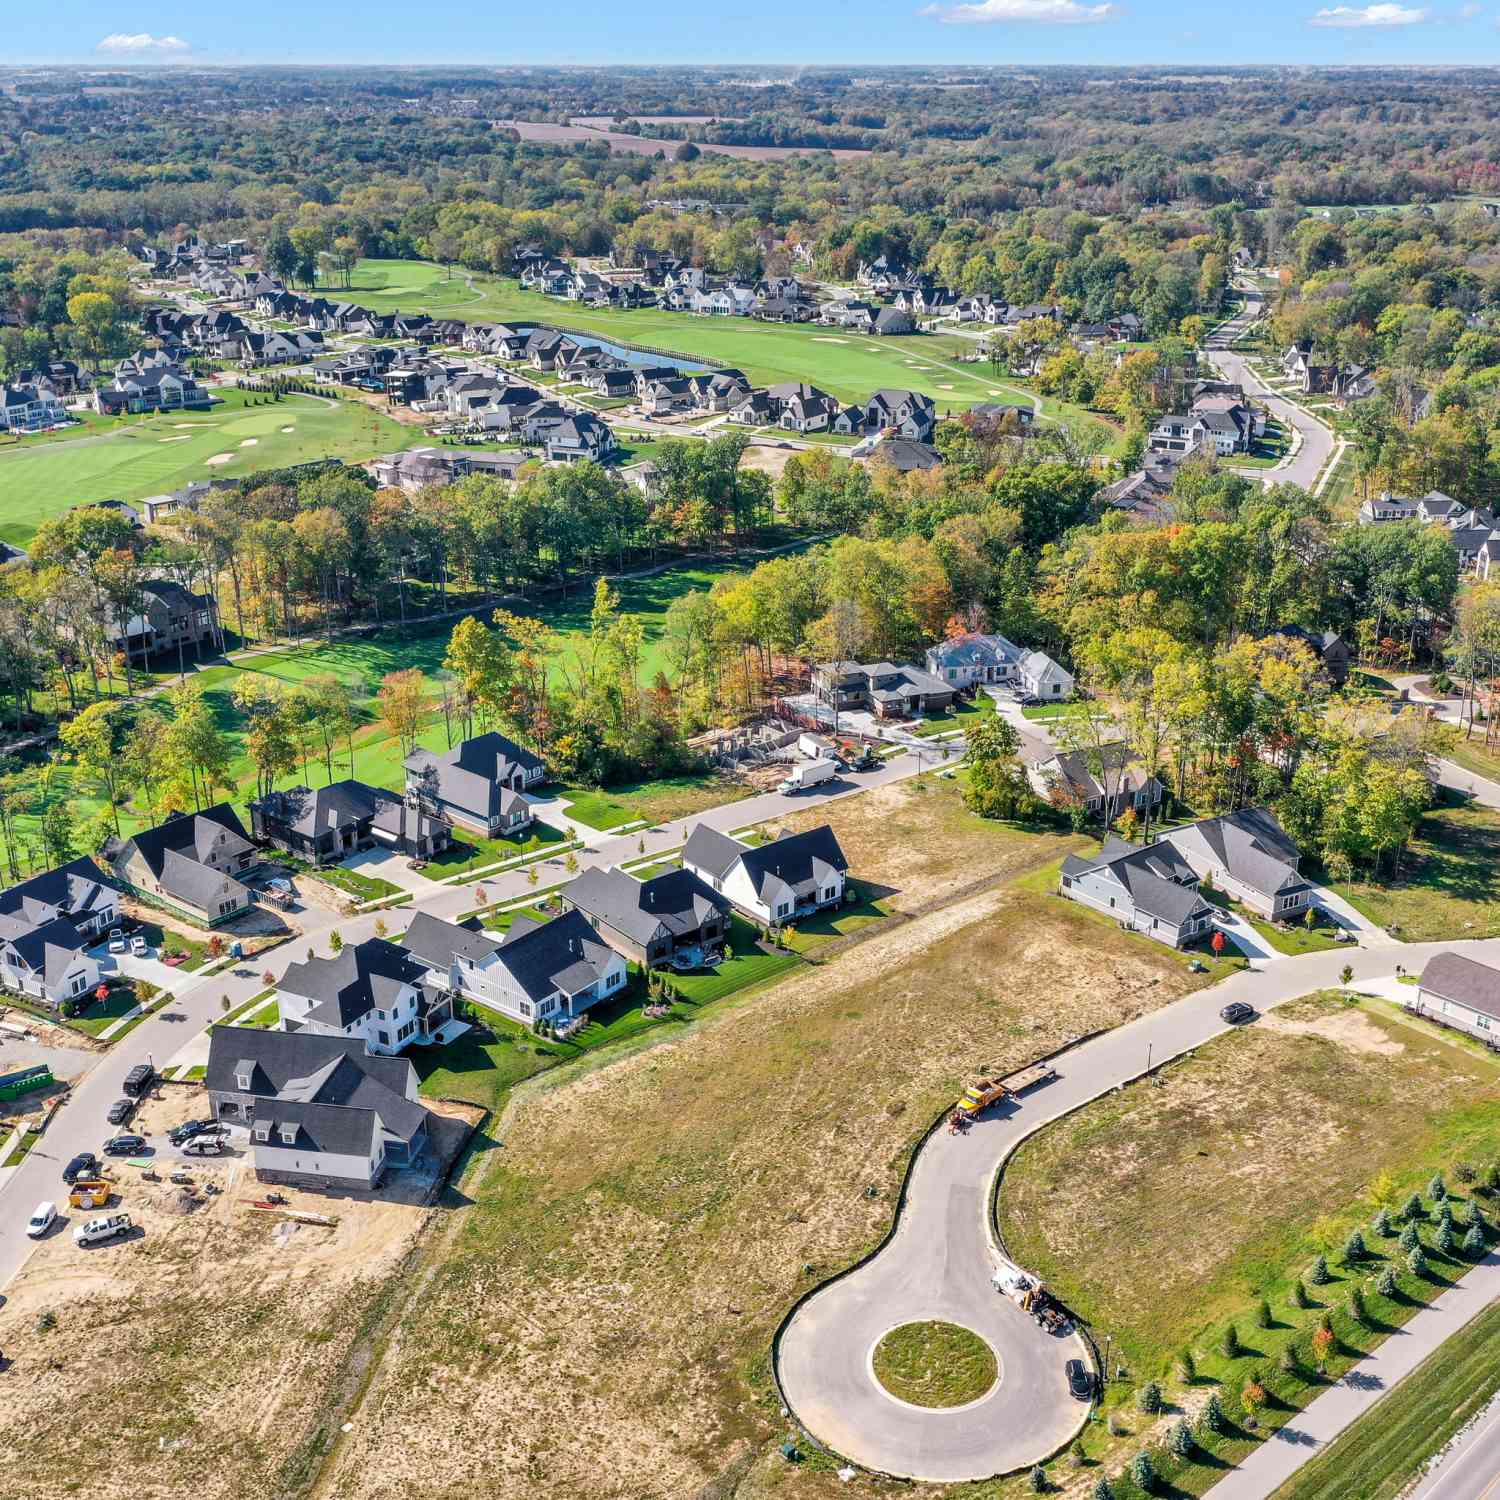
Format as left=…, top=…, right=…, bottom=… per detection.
left=1268, top=1296, right=1500, bottom=1500
left=554, top=773, right=750, bottom=832
left=425, top=822, right=566, bottom=876
left=908, top=693, right=995, bottom=738
left=667, top=915, right=802, bottom=1003
left=0, top=387, right=420, bottom=546
left=68, top=985, right=142, bottom=1037
left=341, top=258, right=1104, bottom=422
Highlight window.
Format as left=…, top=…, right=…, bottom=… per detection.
left=235, top=1072, right=251, bottom=1091
left=521, top=1002, right=532, bottom=1018
left=70, top=974, right=87, bottom=996
left=378, top=1031, right=389, bottom=1046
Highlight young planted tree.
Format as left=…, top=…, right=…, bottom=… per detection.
left=1137, top=1380, right=1162, bottom=1414
left=1308, top=1253, right=1330, bottom=1286
left=1221, top=1324, right=1242, bottom=1359
left=1342, top=1229, right=1366, bottom=1264
left=1402, top=1192, right=1425, bottom=1221
left=1168, top=1420, right=1193, bottom=1458
left=1372, top=1206, right=1393, bottom=1238
left=1130, top=1453, right=1156, bottom=1495
left=1198, top=1391, right=1225, bottom=1436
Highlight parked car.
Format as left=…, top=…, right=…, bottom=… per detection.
left=26, top=1201, right=57, bottom=1238
left=1219, top=1001, right=1256, bottom=1025
left=129, top=935, right=149, bottom=957
left=61, top=1152, right=99, bottom=1184
left=105, top=1098, right=135, bottom=1126
left=1066, top=1358, right=1094, bottom=1400
left=107, top=932, right=127, bottom=954
left=74, top=1212, right=133, bottom=1247
left=102, top=1134, right=146, bottom=1157
left=183, top=1136, right=227, bottom=1157
left=168, top=1119, right=216, bottom=1146
left=121, top=1063, right=155, bottom=1098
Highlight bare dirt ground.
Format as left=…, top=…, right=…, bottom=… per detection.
left=312, top=879, right=1196, bottom=1500
left=738, top=443, right=799, bottom=481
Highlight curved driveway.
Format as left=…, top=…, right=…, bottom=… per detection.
left=777, top=935, right=1500, bottom=1482
left=1205, top=286, right=1335, bottom=491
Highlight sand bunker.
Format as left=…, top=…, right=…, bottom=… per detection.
left=239, top=438, right=258, bottom=447
left=811, top=336, right=848, bottom=344
left=280, top=425, right=295, bottom=433
left=205, top=453, right=234, bottom=466
left=159, top=436, right=190, bottom=443
left=937, top=383, right=955, bottom=389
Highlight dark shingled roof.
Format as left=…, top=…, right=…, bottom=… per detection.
left=277, top=938, right=429, bottom=1031
left=405, top=733, right=543, bottom=825
left=492, top=908, right=619, bottom=1004
left=683, top=824, right=848, bottom=907
left=402, top=910, right=502, bottom=971
left=561, top=865, right=729, bottom=948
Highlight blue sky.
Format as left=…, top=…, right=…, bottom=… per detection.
left=13, top=0, right=1500, bottom=66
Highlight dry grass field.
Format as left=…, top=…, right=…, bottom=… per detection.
left=313, top=866, right=1201, bottom=1500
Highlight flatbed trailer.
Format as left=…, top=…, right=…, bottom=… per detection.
left=956, top=1058, right=1058, bottom=1116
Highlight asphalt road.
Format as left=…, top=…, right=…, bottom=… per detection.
left=777, top=937, right=1500, bottom=1482
left=1205, top=288, right=1335, bottom=491
left=1410, top=1389, right=1500, bottom=1500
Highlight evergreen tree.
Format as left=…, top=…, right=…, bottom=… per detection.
left=1400, top=1222, right=1420, bottom=1252
left=1464, top=1223, right=1487, bottom=1258
left=1402, top=1192, right=1424, bottom=1221
left=1253, top=1298, right=1271, bottom=1329
left=1429, top=1172, right=1447, bottom=1202
left=1343, top=1229, right=1366, bottom=1263
left=1278, top=1345, right=1300, bottom=1374
left=1376, top=1266, right=1398, bottom=1297
left=1199, top=1391, right=1226, bottom=1436
left=1137, top=1381, right=1163, bottom=1414
left=1092, top=1478, right=1113, bottom=1500
left=1030, top=1465, right=1047, bottom=1493
left=1175, top=1348, right=1196, bottom=1382
left=1169, top=1420, right=1193, bottom=1458
left=1221, top=1324, right=1241, bottom=1359
left=1291, top=1279, right=1309, bottom=1309
left=1372, top=1206, right=1393, bottom=1237
left=1438, top=1199, right=1455, bottom=1227
left=1309, top=1253, right=1330, bottom=1285
left=1347, top=1285, right=1366, bottom=1325
left=1436, top=1221, right=1455, bottom=1255
left=1408, top=1246, right=1428, bottom=1277
left=1130, top=1453, right=1156, bottom=1494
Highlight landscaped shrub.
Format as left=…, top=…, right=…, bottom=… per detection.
left=1436, top=1221, right=1456, bottom=1255
left=1312, top=1325, right=1335, bottom=1367
left=1308, top=1253, right=1330, bottom=1285
left=1253, top=1297, right=1271, bottom=1329
left=1241, top=1375, right=1267, bottom=1425
left=1376, top=1265, right=1398, bottom=1297
left=1464, top=1223, right=1487, bottom=1258
left=1174, top=1348, right=1196, bottom=1382
left=1429, top=1172, right=1447, bottom=1202
left=1137, top=1381, right=1162, bottom=1414
left=1029, top=1465, right=1047, bottom=1493
left=1221, top=1324, right=1242, bottom=1359
left=1400, top=1222, right=1421, bottom=1252
left=1485, top=1162, right=1500, bottom=1195
left=1198, top=1391, right=1225, bottom=1436
left=1456, top=1162, right=1478, bottom=1185
left=1278, top=1344, right=1300, bottom=1374
left=1291, top=1279, right=1309, bottom=1309
left=1091, top=1478, right=1113, bottom=1500
left=1408, top=1245, right=1428, bottom=1276
left=1347, top=1285, right=1366, bottom=1325
left=1372, top=1206, right=1393, bottom=1237
left=1437, top=1199, right=1455, bottom=1228
left=1402, top=1192, right=1424, bottom=1221
left=1130, top=1453, right=1156, bottom=1494
left=1168, top=1420, right=1193, bottom=1458
left=1342, top=1229, right=1366, bottom=1263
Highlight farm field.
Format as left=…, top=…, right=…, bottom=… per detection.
left=336, top=259, right=1089, bottom=418
left=310, top=846, right=1203, bottom=1500
left=0, top=387, right=419, bottom=547
left=494, top=117, right=871, bottom=160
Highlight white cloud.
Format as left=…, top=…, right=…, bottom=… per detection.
left=1308, top=3, right=1428, bottom=24
left=1462, top=2, right=1482, bottom=15
left=923, top=0, right=1117, bottom=22
left=95, top=32, right=191, bottom=53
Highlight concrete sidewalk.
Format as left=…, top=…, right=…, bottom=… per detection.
left=1207, top=1251, right=1500, bottom=1500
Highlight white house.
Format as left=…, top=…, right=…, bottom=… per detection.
left=273, top=938, right=454, bottom=1055
left=1414, top=953, right=1500, bottom=1043
left=923, top=633, right=1073, bottom=701
left=682, top=824, right=849, bottom=927
left=402, top=909, right=626, bottom=1029
left=1153, top=807, right=1312, bottom=921
left=0, top=857, right=118, bottom=1008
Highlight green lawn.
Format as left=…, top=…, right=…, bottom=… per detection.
left=1268, top=1296, right=1500, bottom=1500
left=1021, top=702, right=1071, bottom=722
left=668, top=915, right=802, bottom=1004
left=554, top=772, right=751, bottom=832
left=425, top=822, right=567, bottom=876
left=0, top=387, right=420, bottom=546
left=340, top=258, right=1112, bottom=421
left=781, top=884, right=892, bottom=952
left=1, top=1128, right=38, bottom=1168
left=67, top=984, right=145, bottom=1037
left=1326, top=798, right=1500, bottom=942
left=215, top=987, right=276, bottom=1027
left=908, top=694, right=995, bottom=738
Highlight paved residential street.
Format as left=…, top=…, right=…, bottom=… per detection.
left=1205, top=287, right=1335, bottom=491
left=1409, top=1387, right=1500, bottom=1500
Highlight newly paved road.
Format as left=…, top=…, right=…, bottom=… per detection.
left=1205, top=288, right=1335, bottom=491
left=778, top=938, right=1500, bottom=1482
left=1410, top=1385, right=1500, bottom=1500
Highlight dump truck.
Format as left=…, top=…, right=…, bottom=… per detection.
left=956, top=1058, right=1058, bottom=1116
left=68, top=1179, right=112, bottom=1210
left=777, top=758, right=838, bottom=794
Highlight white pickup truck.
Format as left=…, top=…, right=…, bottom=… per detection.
left=777, top=758, right=838, bottom=794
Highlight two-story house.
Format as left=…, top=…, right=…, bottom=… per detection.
left=812, top=660, right=957, bottom=720
left=682, top=825, right=848, bottom=928
left=103, top=805, right=259, bottom=927
left=250, top=782, right=451, bottom=867
left=559, top=865, right=731, bottom=968
left=274, top=938, right=451, bottom=1054
left=404, top=733, right=545, bottom=839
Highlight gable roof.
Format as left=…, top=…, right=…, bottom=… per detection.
left=277, top=938, right=428, bottom=1031
left=490, top=908, right=619, bottom=1003
left=683, top=824, right=848, bottom=905
left=1160, top=807, right=1305, bottom=898
left=1062, top=836, right=1211, bottom=927
left=401, top=910, right=503, bottom=971
left=0, top=856, right=116, bottom=939
left=561, top=865, right=729, bottom=947
left=405, top=733, right=544, bottom=822
left=1419, top=953, right=1500, bottom=1020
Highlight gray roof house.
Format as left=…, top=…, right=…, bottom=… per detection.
left=104, top=805, right=257, bottom=927
left=560, top=865, right=731, bottom=967
left=404, top=733, right=546, bottom=837
left=1154, top=807, right=1311, bottom=921
left=1027, top=745, right=1163, bottom=823
left=402, top=908, right=627, bottom=1029
left=812, top=660, right=956, bottom=719
left=923, top=633, right=1073, bottom=700
left=250, top=781, right=451, bottom=867
left=206, top=1026, right=430, bottom=1190
left=1415, top=953, right=1500, bottom=1044
left=682, top=824, right=849, bottom=928
left=1059, top=837, right=1215, bottom=949
left=275, top=937, right=452, bottom=1054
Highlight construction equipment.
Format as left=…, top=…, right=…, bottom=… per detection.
left=68, top=1179, right=112, bottom=1210
left=956, top=1058, right=1059, bottom=1117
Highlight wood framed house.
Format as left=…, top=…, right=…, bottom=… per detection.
left=250, top=782, right=451, bottom=867
left=1414, top=954, right=1500, bottom=1045
left=559, top=865, right=730, bottom=968
left=1153, top=807, right=1311, bottom=921
left=104, top=805, right=258, bottom=927
left=682, top=825, right=849, bottom=929
left=404, top=733, right=545, bottom=838
left=1058, top=837, right=1214, bottom=948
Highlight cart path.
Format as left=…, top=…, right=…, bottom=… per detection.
left=775, top=936, right=1500, bottom=1482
